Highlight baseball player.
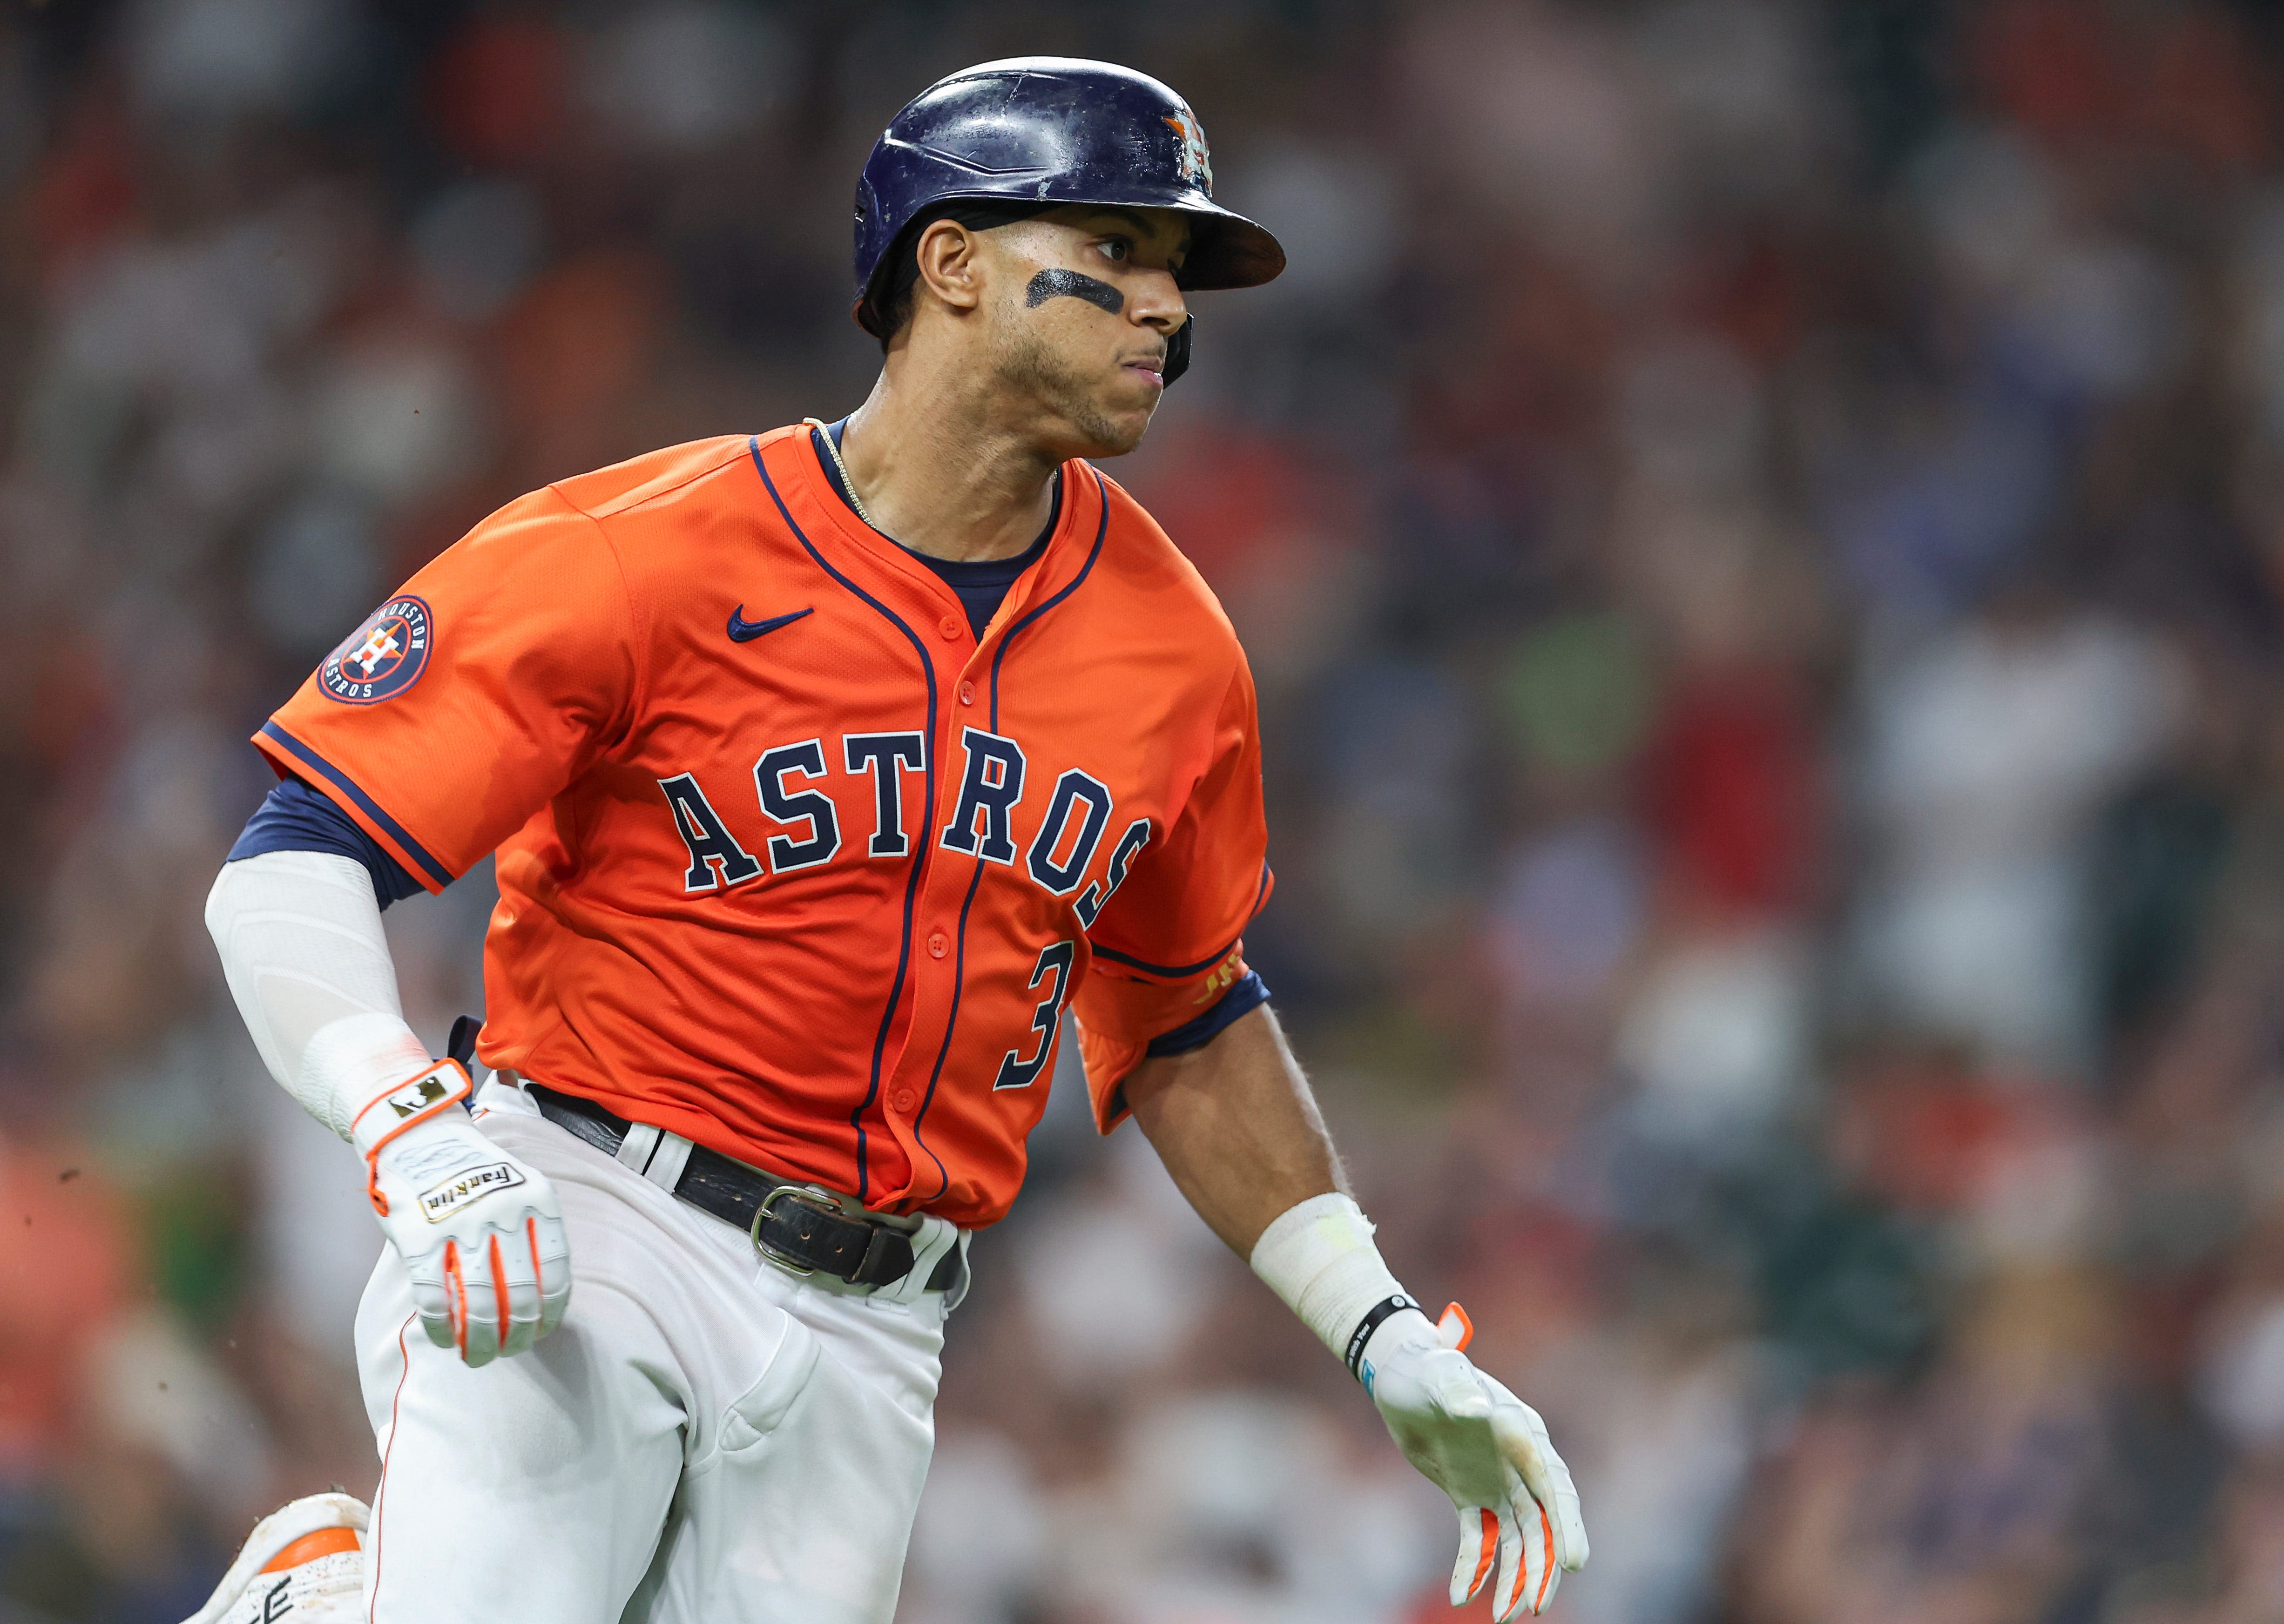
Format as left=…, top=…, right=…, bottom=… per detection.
left=190, top=58, right=1586, bottom=1624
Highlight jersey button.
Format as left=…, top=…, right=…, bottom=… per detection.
left=892, top=1089, right=917, bottom=1112
left=938, top=615, right=962, bottom=640
left=959, top=681, right=975, bottom=706
left=927, top=930, right=949, bottom=959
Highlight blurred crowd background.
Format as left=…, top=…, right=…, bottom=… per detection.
left=12, top=0, right=2284, bottom=1620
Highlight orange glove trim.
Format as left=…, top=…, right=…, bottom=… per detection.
left=353, top=1058, right=473, bottom=1215
left=1472, top=1507, right=1498, bottom=1596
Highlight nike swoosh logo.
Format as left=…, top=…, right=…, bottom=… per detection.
left=727, top=606, right=813, bottom=643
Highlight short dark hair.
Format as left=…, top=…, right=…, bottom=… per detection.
left=862, top=201, right=1053, bottom=346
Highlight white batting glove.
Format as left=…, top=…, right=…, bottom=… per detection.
left=351, top=1060, right=570, bottom=1367
left=1361, top=1304, right=1588, bottom=1620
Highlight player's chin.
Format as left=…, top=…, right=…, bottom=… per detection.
left=1084, top=382, right=1161, bottom=455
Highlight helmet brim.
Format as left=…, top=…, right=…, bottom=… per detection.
left=1176, top=205, right=1286, bottom=291
left=850, top=196, right=1284, bottom=334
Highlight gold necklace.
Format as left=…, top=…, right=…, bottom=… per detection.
left=803, top=417, right=879, bottom=529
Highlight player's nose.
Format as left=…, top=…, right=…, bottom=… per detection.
left=1129, top=270, right=1187, bottom=337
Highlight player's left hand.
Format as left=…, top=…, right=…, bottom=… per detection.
left=1361, top=1304, right=1588, bottom=1620
left=352, top=1058, right=572, bottom=1368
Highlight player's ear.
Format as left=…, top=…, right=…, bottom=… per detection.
left=911, top=219, right=986, bottom=316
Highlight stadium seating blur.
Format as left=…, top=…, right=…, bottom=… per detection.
left=6, top=1, right=2284, bottom=1619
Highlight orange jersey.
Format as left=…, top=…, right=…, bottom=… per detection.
left=254, top=427, right=1270, bottom=1227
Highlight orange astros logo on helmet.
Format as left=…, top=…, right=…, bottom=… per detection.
left=1162, top=108, right=1214, bottom=192
left=320, top=596, right=433, bottom=705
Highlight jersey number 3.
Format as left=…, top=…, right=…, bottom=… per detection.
left=994, top=940, right=1074, bottom=1091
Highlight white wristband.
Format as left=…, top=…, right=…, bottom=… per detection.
left=301, top=1012, right=432, bottom=1141
left=1248, top=1193, right=1428, bottom=1374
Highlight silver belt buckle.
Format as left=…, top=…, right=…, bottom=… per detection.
left=749, top=1183, right=848, bottom=1279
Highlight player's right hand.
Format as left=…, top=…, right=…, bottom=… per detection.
left=350, top=1059, right=571, bottom=1367
left=1361, top=1303, right=1587, bottom=1620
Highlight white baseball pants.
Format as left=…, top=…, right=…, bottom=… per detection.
left=352, top=1082, right=952, bottom=1624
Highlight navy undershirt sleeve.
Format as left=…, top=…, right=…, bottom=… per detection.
left=228, top=776, right=426, bottom=910
left=1144, top=970, right=1273, bottom=1058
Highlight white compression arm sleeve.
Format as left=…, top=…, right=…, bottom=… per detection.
left=204, top=851, right=431, bottom=1139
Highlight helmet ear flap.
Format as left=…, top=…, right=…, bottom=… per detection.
left=1163, top=315, right=1193, bottom=386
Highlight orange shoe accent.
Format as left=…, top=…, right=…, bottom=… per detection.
left=1471, top=1507, right=1498, bottom=1596
left=259, top=1526, right=360, bottom=1573
left=1439, top=1301, right=1474, bottom=1352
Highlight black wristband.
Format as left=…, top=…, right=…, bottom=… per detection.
left=1344, top=1292, right=1423, bottom=1380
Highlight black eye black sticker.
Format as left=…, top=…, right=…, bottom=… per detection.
left=1026, top=269, right=1124, bottom=316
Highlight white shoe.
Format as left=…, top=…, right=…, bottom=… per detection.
left=183, top=1491, right=368, bottom=1624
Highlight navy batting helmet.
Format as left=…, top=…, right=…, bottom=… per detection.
left=852, top=57, right=1284, bottom=382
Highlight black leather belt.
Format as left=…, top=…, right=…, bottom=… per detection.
left=526, top=1084, right=960, bottom=1293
